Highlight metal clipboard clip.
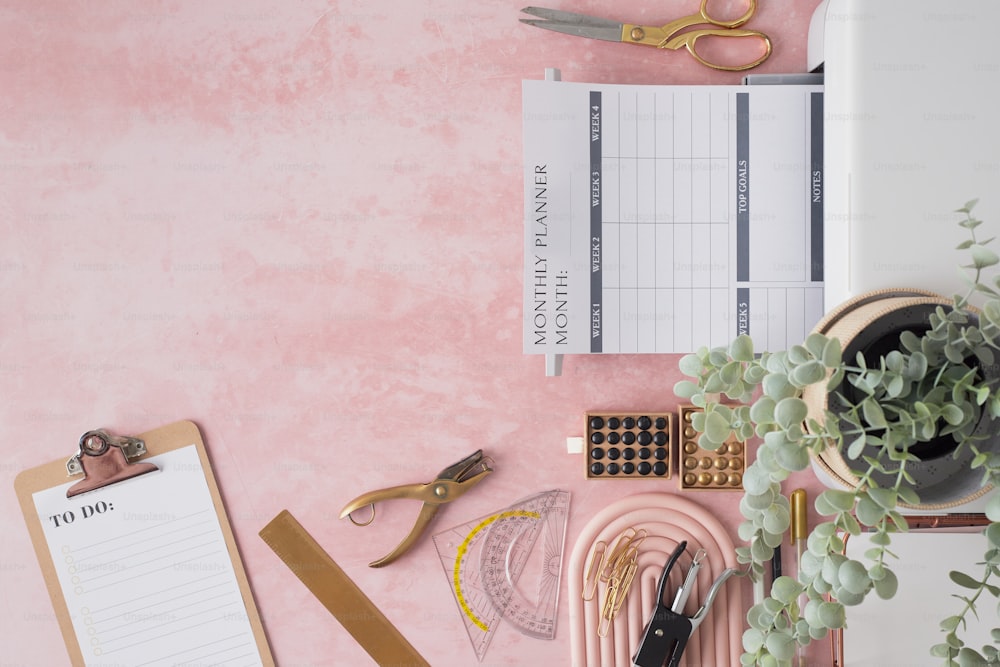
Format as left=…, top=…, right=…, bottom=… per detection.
left=65, top=429, right=158, bottom=497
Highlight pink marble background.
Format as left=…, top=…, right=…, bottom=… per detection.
left=1, top=1, right=825, bottom=664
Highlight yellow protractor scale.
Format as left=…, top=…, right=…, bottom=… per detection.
left=432, top=490, right=570, bottom=662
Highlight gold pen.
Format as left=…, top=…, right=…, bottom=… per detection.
left=790, top=489, right=808, bottom=667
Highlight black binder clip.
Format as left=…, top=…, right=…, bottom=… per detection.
left=66, top=429, right=158, bottom=497
left=632, top=541, right=739, bottom=667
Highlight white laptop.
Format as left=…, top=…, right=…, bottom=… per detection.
left=813, top=0, right=1000, bottom=307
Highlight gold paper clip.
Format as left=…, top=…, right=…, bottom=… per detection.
left=583, top=541, right=608, bottom=601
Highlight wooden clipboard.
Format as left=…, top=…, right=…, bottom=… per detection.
left=14, top=420, right=274, bottom=666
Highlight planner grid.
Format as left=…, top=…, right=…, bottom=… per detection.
left=598, top=89, right=733, bottom=354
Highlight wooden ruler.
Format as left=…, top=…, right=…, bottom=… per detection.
left=259, top=510, right=430, bottom=667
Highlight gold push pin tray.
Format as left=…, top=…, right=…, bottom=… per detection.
left=678, top=405, right=745, bottom=490
left=585, top=412, right=672, bottom=478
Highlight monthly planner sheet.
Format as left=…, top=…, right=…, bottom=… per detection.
left=523, top=80, right=824, bottom=354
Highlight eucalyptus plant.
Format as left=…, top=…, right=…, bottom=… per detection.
left=675, top=201, right=1000, bottom=666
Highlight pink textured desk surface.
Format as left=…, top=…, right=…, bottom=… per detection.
left=1, top=1, right=827, bottom=665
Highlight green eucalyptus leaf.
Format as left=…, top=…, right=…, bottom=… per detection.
left=834, top=587, right=865, bottom=606
left=819, top=489, right=856, bottom=513
left=765, top=631, right=796, bottom=662
left=897, top=486, right=921, bottom=506
left=940, top=615, right=962, bottom=632
left=899, top=329, right=922, bottom=352
left=869, top=530, right=892, bottom=546
left=708, top=347, right=729, bottom=366
left=742, top=627, right=765, bottom=652
left=752, top=536, right=775, bottom=561
left=730, top=335, right=755, bottom=362
left=703, top=410, right=731, bottom=447
left=750, top=396, right=777, bottom=425
left=746, top=488, right=777, bottom=511
left=788, top=344, right=810, bottom=364
left=846, top=434, right=867, bottom=460
left=703, top=372, right=727, bottom=393
left=886, top=374, right=905, bottom=398
left=762, top=373, right=795, bottom=400
left=873, top=568, right=898, bottom=599
left=838, top=559, right=871, bottom=595
left=802, top=598, right=822, bottom=627
left=945, top=342, right=966, bottom=364
left=950, top=570, right=982, bottom=590
left=906, top=350, right=929, bottom=379
left=986, top=522, right=1000, bottom=549
left=674, top=380, right=700, bottom=399
left=986, top=495, right=1000, bottom=522
left=799, top=551, right=822, bottom=578
left=814, top=492, right=836, bottom=516
left=679, top=353, right=704, bottom=377
left=771, top=576, right=804, bottom=604
left=817, top=601, right=846, bottom=629
left=822, top=553, right=846, bottom=584
left=841, top=512, right=861, bottom=536
left=742, top=464, right=772, bottom=496
left=971, top=244, right=1000, bottom=269
left=930, top=642, right=952, bottom=658
left=774, top=397, right=809, bottom=429
left=774, top=440, right=811, bottom=471
left=804, top=332, right=827, bottom=358
left=855, top=495, right=884, bottom=526
left=763, top=504, right=792, bottom=535
left=861, top=398, right=887, bottom=428
left=791, top=360, right=827, bottom=387
left=941, top=403, right=965, bottom=426
left=813, top=522, right=838, bottom=538
left=868, top=487, right=897, bottom=510
left=762, top=525, right=786, bottom=549
left=720, top=360, right=743, bottom=386
left=822, top=337, right=842, bottom=368
left=957, top=647, right=989, bottom=667
left=745, top=363, right=768, bottom=385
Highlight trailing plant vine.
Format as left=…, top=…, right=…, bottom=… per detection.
left=675, top=201, right=1000, bottom=666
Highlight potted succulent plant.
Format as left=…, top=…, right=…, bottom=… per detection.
left=674, top=201, right=1000, bottom=666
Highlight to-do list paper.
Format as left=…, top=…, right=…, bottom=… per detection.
left=523, top=80, right=824, bottom=355
left=31, top=444, right=264, bottom=666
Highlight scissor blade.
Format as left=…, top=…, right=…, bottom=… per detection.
left=520, top=7, right=624, bottom=42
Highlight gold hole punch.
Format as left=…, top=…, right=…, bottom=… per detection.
left=339, top=449, right=493, bottom=567
left=346, top=504, right=376, bottom=527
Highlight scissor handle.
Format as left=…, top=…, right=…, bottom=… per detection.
left=697, top=0, right=757, bottom=29
left=661, top=28, right=771, bottom=71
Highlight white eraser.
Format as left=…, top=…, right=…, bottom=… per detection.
left=566, top=436, right=584, bottom=454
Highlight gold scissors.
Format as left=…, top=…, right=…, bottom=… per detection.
left=340, top=449, right=493, bottom=567
left=520, top=0, right=771, bottom=71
